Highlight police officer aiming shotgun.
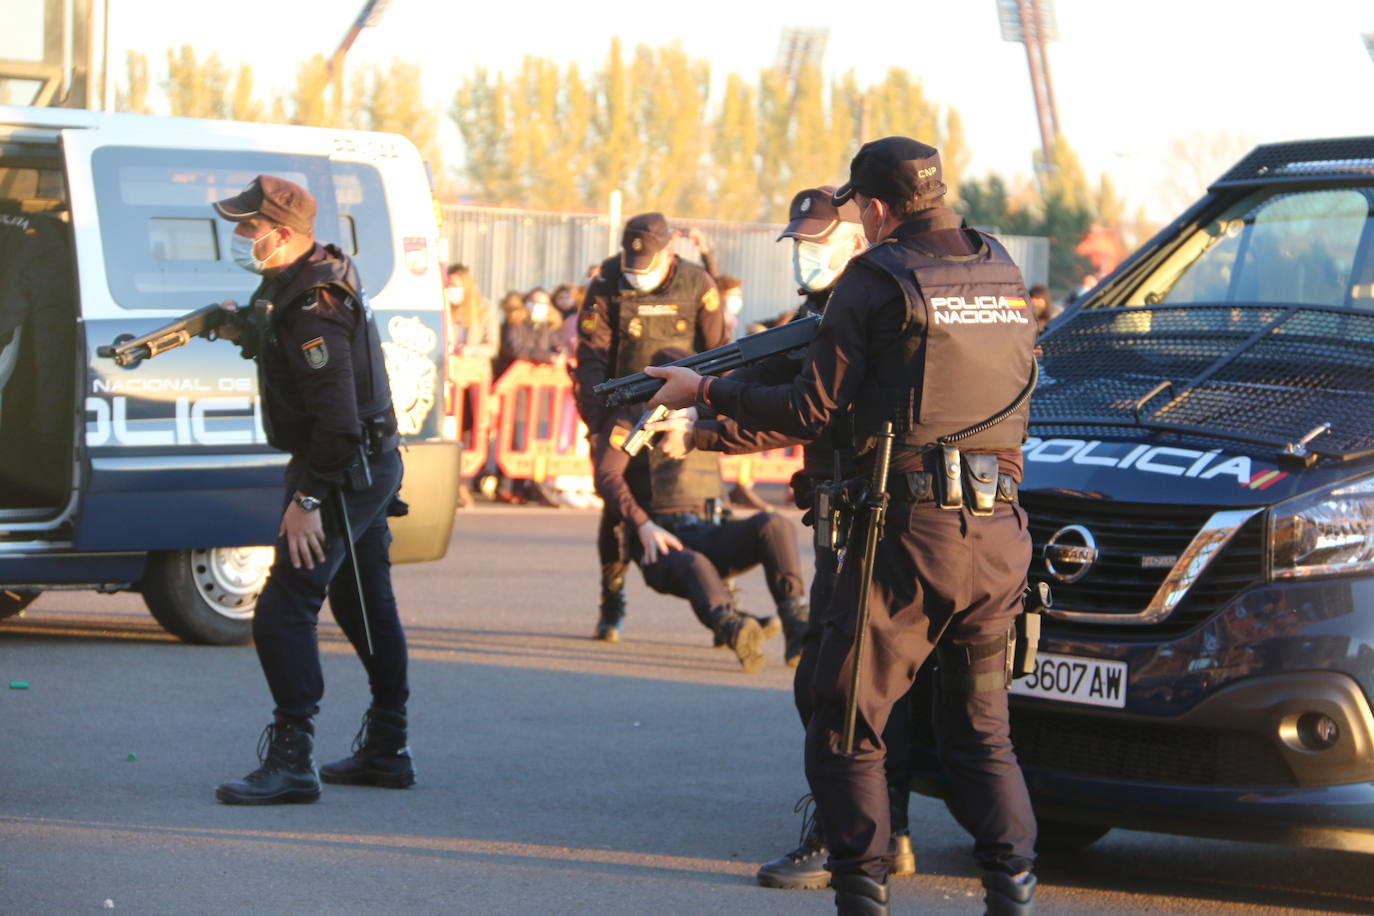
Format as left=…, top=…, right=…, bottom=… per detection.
left=103, top=175, right=420, bottom=805
left=630, top=138, right=1042, bottom=916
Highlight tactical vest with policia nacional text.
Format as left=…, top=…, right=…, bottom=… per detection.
left=252, top=243, right=393, bottom=456
left=596, top=254, right=718, bottom=378
left=848, top=220, right=1037, bottom=454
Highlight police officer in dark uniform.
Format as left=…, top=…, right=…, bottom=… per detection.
left=207, top=176, right=415, bottom=805
left=593, top=388, right=806, bottom=672
left=574, top=213, right=729, bottom=641
left=651, top=186, right=919, bottom=888
left=646, top=139, right=1039, bottom=915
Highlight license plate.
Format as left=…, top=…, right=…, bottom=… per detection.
left=1010, top=652, right=1127, bottom=708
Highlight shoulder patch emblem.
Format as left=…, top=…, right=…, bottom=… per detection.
left=580, top=312, right=598, bottom=335
left=302, top=337, right=328, bottom=369
left=609, top=424, right=632, bottom=449
left=702, top=287, right=720, bottom=312
left=627, top=317, right=643, bottom=338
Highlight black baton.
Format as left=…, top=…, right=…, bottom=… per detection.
left=333, top=487, right=374, bottom=656
left=841, top=421, right=895, bottom=755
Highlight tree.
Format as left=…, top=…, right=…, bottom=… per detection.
left=164, top=46, right=231, bottom=119
left=281, top=54, right=334, bottom=127
left=230, top=65, right=265, bottom=123
left=709, top=73, right=761, bottom=221
left=354, top=59, right=441, bottom=178
left=115, top=50, right=152, bottom=114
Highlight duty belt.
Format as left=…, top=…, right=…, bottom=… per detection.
left=367, top=431, right=401, bottom=458
left=900, top=470, right=1017, bottom=504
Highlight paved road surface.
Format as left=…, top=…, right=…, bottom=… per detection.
left=4, top=508, right=1374, bottom=914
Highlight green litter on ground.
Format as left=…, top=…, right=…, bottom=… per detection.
left=8, top=681, right=28, bottom=689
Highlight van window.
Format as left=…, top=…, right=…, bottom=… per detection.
left=91, top=147, right=393, bottom=310
left=1132, top=187, right=1372, bottom=310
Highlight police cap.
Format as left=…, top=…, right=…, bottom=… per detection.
left=832, top=137, right=946, bottom=208
left=213, top=175, right=317, bottom=233
left=621, top=212, right=673, bottom=273
left=777, top=186, right=862, bottom=242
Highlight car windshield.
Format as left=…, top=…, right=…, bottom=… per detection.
left=1125, top=186, right=1374, bottom=310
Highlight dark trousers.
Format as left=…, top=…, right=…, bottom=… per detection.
left=252, top=449, right=410, bottom=721
left=794, top=541, right=914, bottom=836
left=637, top=512, right=805, bottom=628
left=805, top=502, right=1036, bottom=880
left=597, top=505, right=628, bottom=591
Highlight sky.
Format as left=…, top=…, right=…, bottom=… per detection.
left=6, top=0, right=1374, bottom=219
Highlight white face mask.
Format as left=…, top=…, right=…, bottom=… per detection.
left=231, top=226, right=285, bottom=274
left=528, top=302, right=551, bottom=323
left=724, top=294, right=744, bottom=315
left=624, top=253, right=670, bottom=293
left=793, top=239, right=847, bottom=292
left=445, top=285, right=465, bottom=306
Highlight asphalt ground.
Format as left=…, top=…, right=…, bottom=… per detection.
left=4, top=506, right=1374, bottom=915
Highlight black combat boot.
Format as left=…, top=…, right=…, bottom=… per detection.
left=833, top=873, right=889, bottom=915
left=757, top=794, right=830, bottom=890
left=982, top=870, right=1036, bottom=915
left=215, top=716, right=321, bottom=805
left=320, top=707, right=416, bottom=788
left=595, top=582, right=626, bottom=642
left=778, top=596, right=809, bottom=667
left=709, top=608, right=764, bottom=673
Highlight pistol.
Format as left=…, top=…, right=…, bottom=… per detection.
left=621, top=404, right=670, bottom=457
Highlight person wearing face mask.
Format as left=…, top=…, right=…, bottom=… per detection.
left=643, top=139, right=1040, bottom=915
left=205, top=175, right=416, bottom=806
left=444, top=264, right=499, bottom=361
left=646, top=186, right=920, bottom=889
left=495, top=287, right=564, bottom=378
left=574, top=213, right=728, bottom=642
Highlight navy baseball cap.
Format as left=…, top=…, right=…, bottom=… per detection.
left=621, top=212, right=672, bottom=272
left=777, top=186, right=862, bottom=241
left=213, top=175, right=317, bottom=233
left=832, top=137, right=946, bottom=207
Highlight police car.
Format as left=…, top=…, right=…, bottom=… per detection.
left=0, top=106, right=460, bottom=644
left=909, top=137, right=1374, bottom=854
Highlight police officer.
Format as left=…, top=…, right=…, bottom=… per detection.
left=650, top=186, right=919, bottom=889
left=574, top=213, right=728, bottom=641
left=208, top=176, right=415, bottom=805
left=593, top=395, right=806, bottom=671
left=646, top=138, right=1039, bottom=915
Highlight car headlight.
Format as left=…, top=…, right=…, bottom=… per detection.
left=1270, top=476, right=1374, bottom=580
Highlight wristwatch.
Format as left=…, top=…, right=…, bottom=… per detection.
left=293, top=493, right=322, bottom=512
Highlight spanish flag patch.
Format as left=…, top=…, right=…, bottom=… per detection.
left=702, top=287, right=720, bottom=312
left=1004, top=297, right=1027, bottom=310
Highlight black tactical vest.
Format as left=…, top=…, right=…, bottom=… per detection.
left=599, top=255, right=712, bottom=377
left=849, top=229, right=1036, bottom=452
left=253, top=244, right=393, bottom=454
left=647, top=447, right=725, bottom=515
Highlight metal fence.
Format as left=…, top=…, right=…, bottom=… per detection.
left=441, top=204, right=1048, bottom=328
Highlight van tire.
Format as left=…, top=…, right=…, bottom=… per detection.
left=142, top=547, right=273, bottom=646
left=0, top=589, right=40, bottom=620
left=1035, top=818, right=1111, bottom=853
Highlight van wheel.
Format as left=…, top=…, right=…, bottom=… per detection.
left=142, top=547, right=274, bottom=645
left=1035, top=818, right=1111, bottom=853
left=0, top=589, right=40, bottom=620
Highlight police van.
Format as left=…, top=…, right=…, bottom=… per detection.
left=0, top=106, right=460, bottom=644
left=908, top=137, right=1374, bottom=854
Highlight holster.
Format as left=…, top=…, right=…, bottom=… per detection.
left=343, top=443, right=373, bottom=492
left=813, top=478, right=848, bottom=556
left=1013, top=581, right=1051, bottom=679
left=937, top=445, right=962, bottom=510
left=938, top=630, right=1015, bottom=694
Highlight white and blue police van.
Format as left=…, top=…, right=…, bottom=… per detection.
left=0, top=106, right=460, bottom=644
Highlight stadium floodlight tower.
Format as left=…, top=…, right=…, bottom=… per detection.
left=997, top=0, right=1061, bottom=165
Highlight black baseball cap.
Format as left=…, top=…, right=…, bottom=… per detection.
left=777, top=186, right=862, bottom=241
left=621, top=212, right=672, bottom=273
left=213, top=174, right=317, bottom=233
left=832, top=137, right=946, bottom=207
